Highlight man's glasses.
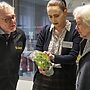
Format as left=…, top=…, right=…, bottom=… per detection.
left=0, top=15, right=16, bottom=23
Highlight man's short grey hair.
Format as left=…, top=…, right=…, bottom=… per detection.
left=73, top=4, right=90, bottom=26
left=0, top=1, right=14, bottom=14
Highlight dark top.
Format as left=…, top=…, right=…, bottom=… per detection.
left=76, top=39, right=90, bottom=90
left=32, top=23, right=81, bottom=90
left=0, top=28, right=26, bottom=90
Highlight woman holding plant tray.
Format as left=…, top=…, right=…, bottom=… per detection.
left=31, top=0, right=81, bottom=90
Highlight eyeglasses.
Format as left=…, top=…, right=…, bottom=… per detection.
left=0, top=15, right=16, bottom=23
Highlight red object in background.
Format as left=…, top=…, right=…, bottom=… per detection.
left=20, top=56, right=27, bottom=72
left=20, top=55, right=33, bottom=72
left=27, top=58, right=33, bottom=72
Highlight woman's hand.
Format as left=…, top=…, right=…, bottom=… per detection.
left=38, top=67, right=46, bottom=75
left=43, top=51, right=55, bottom=61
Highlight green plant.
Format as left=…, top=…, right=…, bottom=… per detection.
left=30, top=50, right=54, bottom=76
left=33, top=51, right=51, bottom=70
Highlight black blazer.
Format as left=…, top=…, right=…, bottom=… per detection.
left=76, top=40, right=90, bottom=90
left=36, top=24, right=81, bottom=65
left=33, top=23, right=82, bottom=90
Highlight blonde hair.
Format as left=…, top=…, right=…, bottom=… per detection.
left=0, top=1, right=14, bottom=15
left=73, top=4, right=90, bottom=26
left=47, top=0, right=67, bottom=11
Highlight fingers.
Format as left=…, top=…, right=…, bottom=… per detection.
left=38, top=67, right=46, bottom=75
left=43, top=51, right=50, bottom=56
left=43, top=51, right=54, bottom=60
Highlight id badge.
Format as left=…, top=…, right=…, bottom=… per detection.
left=62, top=41, right=73, bottom=48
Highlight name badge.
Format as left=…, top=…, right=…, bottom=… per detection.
left=62, top=41, right=73, bottom=48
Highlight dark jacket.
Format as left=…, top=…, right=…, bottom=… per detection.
left=76, top=40, right=90, bottom=90
left=0, top=28, right=26, bottom=90
left=33, top=24, right=81, bottom=90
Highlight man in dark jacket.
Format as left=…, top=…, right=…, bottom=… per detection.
left=0, top=1, right=26, bottom=90
left=73, top=4, right=90, bottom=90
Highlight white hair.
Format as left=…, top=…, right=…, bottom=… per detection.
left=73, top=4, right=90, bottom=26
left=0, top=1, right=14, bottom=15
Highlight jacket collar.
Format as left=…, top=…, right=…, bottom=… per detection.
left=0, top=28, right=5, bottom=34
left=81, top=39, right=90, bottom=57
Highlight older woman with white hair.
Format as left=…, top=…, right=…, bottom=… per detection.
left=73, top=4, right=90, bottom=90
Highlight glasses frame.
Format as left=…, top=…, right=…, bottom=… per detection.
left=0, top=14, right=16, bottom=23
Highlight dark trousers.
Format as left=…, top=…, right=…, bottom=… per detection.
left=0, top=76, right=18, bottom=90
